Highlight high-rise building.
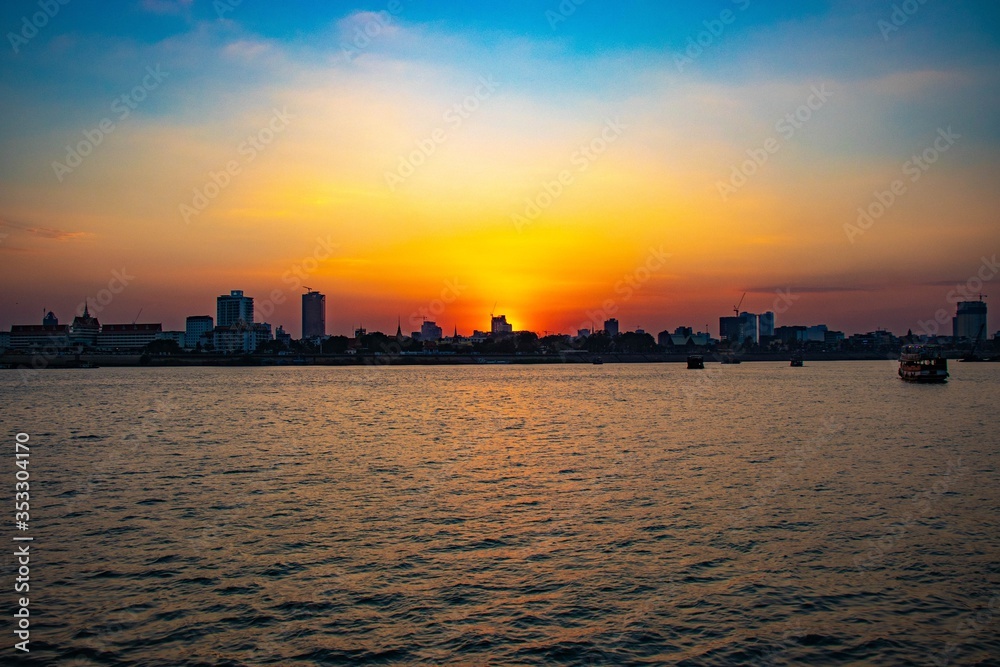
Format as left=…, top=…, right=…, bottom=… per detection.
left=738, top=312, right=759, bottom=345
left=491, top=315, right=513, bottom=336
left=953, top=300, right=988, bottom=340
left=759, top=312, right=775, bottom=338
left=217, top=290, right=254, bottom=327
left=186, top=315, right=214, bottom=350
left=604, top=318, right=620, bottom=337
left=720, top=316, right=741, bottom=343
left=302, top=290, right=326, bottom=339
left=420, top=320, right=443, bottom=342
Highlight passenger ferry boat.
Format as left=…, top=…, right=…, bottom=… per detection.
left=687, top=355, right=704, bottom=369
left=790, top=351, right=804, bottom=367
left=898, top=345, right=949, bottom=383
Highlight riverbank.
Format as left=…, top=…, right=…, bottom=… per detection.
left=4, top=350, right=987, bottom=370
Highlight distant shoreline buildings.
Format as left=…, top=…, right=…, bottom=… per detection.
left=0, top=288, right=993, bottom=357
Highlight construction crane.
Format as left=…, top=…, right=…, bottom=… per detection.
left=303, top=286, right=312, bottom=293
left=733, top=292, right=746, bottom=317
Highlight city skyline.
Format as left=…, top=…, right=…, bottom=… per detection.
left=1, top=2, right=999, bottom=338
left=5, top=282, right=990, bottom=343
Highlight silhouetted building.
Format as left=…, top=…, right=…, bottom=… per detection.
left=953, top=300, right=987, bottom=340
left=492, top=315, right=513, bottom=337
left=186, top=315, right=214, bottom=349
left=720, top=316, right=740, bottom=343
left=275, top=325, right=292, bottom=348
left=720, top=313, right=758, bottom=345
left=156, top=331, right=186, bottom=348
left=212, top=322, right=271, bottom=353
left=775, top=325, right=807, bottom=345
left=70, top=303, right=101, bottom=346
left=825, top=330, right=845, bottom=346
left=217, top=290, right=254, bottom=327
left=759, top=312, right=775, bottom=338
left=420, top=320, right=443, bottom=342
left=302, top=290, right=326, bottom=339
left=806, top=325, right=829, bottom=342
left=98, top=323, right=163, bottom=350
left=604, top=318, right=619, bottom=337
left=43, top=310, right=58, bottom=327
left=738, top=312, right=758, bottom=345
left=10, top=322, right=70, bottom=349
left=661, top=328, right=711, bottom=348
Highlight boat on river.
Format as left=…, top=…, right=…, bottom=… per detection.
left=898, top=345, right=949, bottom=383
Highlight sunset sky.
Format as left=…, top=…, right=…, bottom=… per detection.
left=1, top=0, right=998, bottom=337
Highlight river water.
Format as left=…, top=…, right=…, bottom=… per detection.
left=1, top=362, right=998, bottom=665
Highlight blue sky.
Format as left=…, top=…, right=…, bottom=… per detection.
left=1, top=1, right=999, bottom=335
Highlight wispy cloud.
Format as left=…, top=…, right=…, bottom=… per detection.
left=747, top=285, right=878, bottom=295
left=0, top=217, right=90, bottom=242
